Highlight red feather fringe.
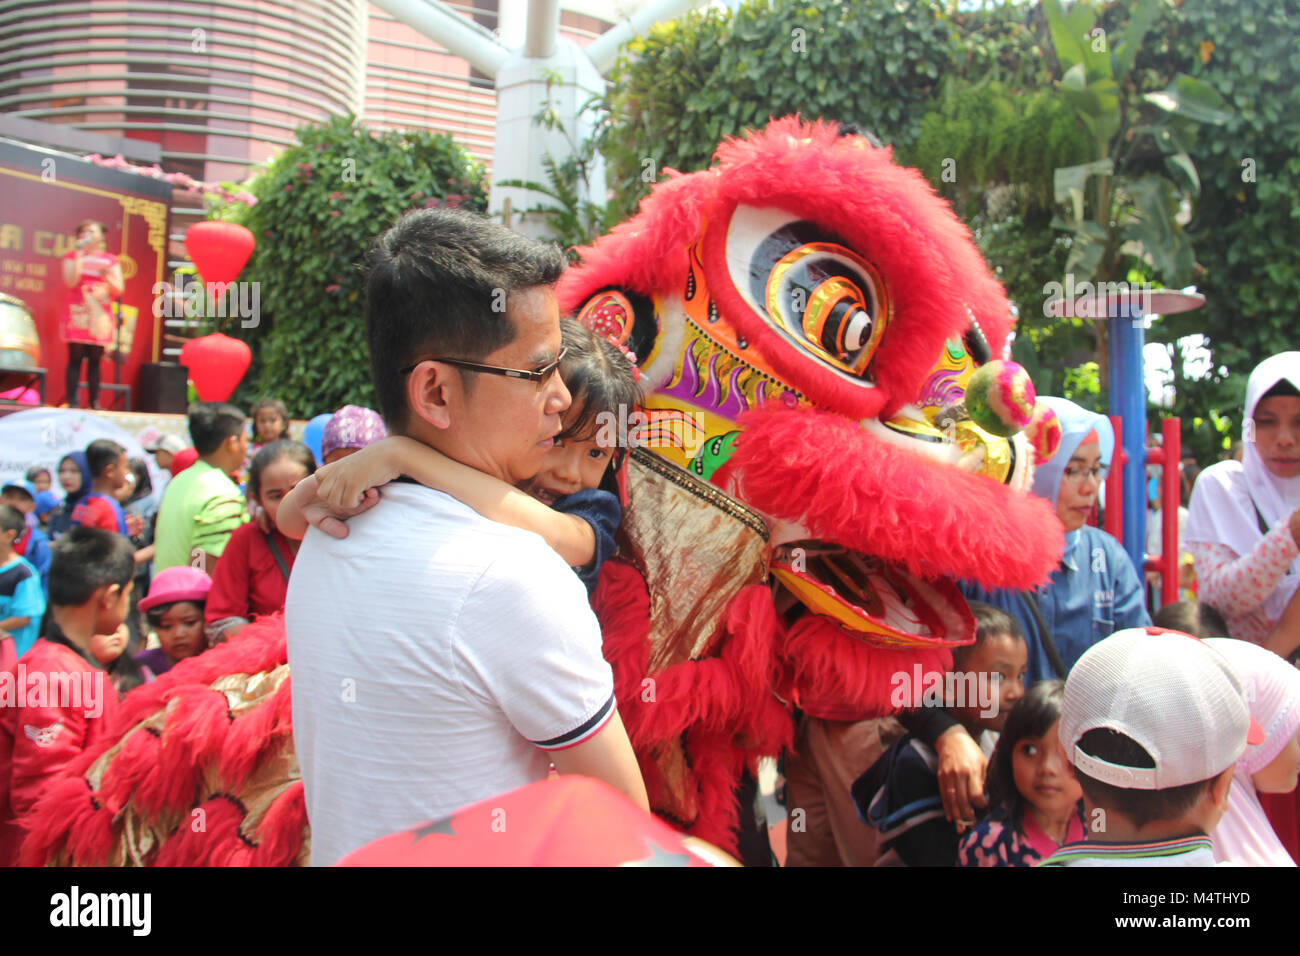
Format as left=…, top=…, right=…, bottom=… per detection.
left=714, top=404, right=1063, bottom=589
left=785, top=613, right=953, bottom=721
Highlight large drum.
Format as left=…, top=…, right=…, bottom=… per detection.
left=0, top=293, right=40, bottom=369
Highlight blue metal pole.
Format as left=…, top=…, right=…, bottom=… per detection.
left=1108, top=302, right=1147, bottom=576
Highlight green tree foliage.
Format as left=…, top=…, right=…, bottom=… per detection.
left=218, top=115, right=488, bottom=418
left=1142, top=0, right=1300, bottom=453
left=601, top=0, right=953, bottom=222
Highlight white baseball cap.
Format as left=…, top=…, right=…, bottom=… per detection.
left=1059, top=627, right=1265, bottom=790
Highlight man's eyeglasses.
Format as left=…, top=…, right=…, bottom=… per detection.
left=399, top=347, right=567, bottom=391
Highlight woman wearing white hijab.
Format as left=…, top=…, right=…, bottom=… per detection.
left=1186, top=352, right=1300, bottom=648
left=1207, top=638, right=1300, bottom=865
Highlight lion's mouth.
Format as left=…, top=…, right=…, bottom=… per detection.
left=771, top=542, right=975, bottom=650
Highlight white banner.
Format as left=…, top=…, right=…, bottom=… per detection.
left=0, top=407, right=166, bottom=496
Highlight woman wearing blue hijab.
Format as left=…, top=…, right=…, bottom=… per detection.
left=961, top=397, right=1150, bottom=684
left=46, top=451, right=92, bottom=539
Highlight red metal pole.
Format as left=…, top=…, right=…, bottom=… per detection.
left=1162, top=417, right=1181, bottom=607
left=1105, top=414, right=1124, bottom=542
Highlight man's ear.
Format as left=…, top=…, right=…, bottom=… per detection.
left=407, top=362, right=456, bottom=431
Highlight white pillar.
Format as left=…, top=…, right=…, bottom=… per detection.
left=490, top=37, right=606, bottom=240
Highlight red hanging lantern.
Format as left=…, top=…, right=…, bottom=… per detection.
left=184, top=221, right=255, bottom=286
left=180, top=333, right=252, bottom=402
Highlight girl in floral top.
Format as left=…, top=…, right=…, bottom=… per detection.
left=957, top=680, right=1085, bottom=866
left=1186, top=352, right=1300, bottom=651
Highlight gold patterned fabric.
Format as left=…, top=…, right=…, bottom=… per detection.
left=618, top=449, right=770, bottom=671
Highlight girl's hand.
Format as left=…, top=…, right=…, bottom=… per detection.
left=314, top=437, right=413, bottom=509
left=1289, top=509, right=1300, bottom=549
left=288, top=473, right=380, bottom=539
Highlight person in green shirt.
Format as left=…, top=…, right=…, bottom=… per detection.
left=154, top=403, right=248, bottom=575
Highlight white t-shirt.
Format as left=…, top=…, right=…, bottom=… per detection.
left=285, top=482, right=616, bottom=866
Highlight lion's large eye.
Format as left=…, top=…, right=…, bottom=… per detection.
left=725, top=206, right=889, bottom=381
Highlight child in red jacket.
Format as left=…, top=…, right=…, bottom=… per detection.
left=205, top=440, right=315, bottom=644
left=0, top=527, right=135, bottom=864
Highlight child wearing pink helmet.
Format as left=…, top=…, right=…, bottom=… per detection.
left=135, top=566, right=212, bottom=679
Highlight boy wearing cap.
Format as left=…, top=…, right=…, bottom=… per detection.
left=1042, top=627, right=1263, bottom=866
left=2, top=481, right=51, bottom=593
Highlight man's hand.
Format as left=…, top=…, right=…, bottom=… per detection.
left=289, top=474, right=380, bottom=540
left=125, top=512, right=145, bottom=538
left=934, top=724, right=987, bottom=832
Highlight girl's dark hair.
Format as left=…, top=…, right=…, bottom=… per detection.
left=986, top=679, right=1066, bottom=833
left=107, top=648, right=146, bottom=694
left=248, top=439, right=316, bottom=498
left=251, top=398, right=291, bottom=439
left=125, top=458, right=152, bottom=504
left=555, top=318, right=644, bottom=471
left=145, top=598, right=204, bottom=629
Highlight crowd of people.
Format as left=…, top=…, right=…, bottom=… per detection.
left=0, top=207, right=1298, bottom=868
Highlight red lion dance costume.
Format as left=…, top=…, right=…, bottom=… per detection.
left=21, top=118, right=1062, bottom=865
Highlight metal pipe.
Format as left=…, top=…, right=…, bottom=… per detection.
left=1105, top=414, right=1124, bottom=544
left=586, top=0, right=703, bottom=74
left=524, top=0, right=559, bottom=59
left=369, top=0, right=509, bottom=79
left=1161, top=417, right=1181, bottom=607
left=1109, top=302, right=1148, bottom=577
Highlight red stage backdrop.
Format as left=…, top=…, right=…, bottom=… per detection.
left=0, top=139, right=172, bottom=406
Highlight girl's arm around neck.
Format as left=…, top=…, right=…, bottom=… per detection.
left=314, top=436, right=598, bottom=567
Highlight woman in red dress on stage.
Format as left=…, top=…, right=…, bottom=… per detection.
left=60, top=219, right=123, bottom=409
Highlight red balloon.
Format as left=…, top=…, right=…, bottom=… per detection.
left=180, top=333, right=252, bottom=402
left=184, top=221, right=255, bottom=286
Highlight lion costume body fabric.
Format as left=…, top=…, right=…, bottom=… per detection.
left=21, top=118, right=1062, bottom=865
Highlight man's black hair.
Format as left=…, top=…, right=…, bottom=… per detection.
left=0, top=504, right=25, bottom=539
left=953, top=600, right=1026, bottom=670
left=47, top=526, right=135, bottom=607
left=364, top=207, right=568, bottom=430
left=987, top=679, right=1065, bottom=832
left=85, top=438, right=125, bottom=479
left=188, top=402, right=247, bottom=456
left=1073, top=727, right=1214, bottom=830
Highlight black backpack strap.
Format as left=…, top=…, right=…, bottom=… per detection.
left=262, top=531, right=291, bottom=583
left=1023, top=589, right=1068, bottom=680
